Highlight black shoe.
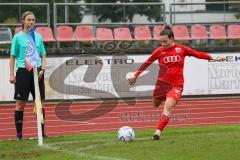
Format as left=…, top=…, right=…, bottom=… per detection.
left=153, top=134, right=160, bottom=140
left=16, top=134, right=22, bottom=141
left=153, top=130, right=161, bottom=141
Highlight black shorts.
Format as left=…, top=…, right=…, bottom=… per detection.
left=14, top=68, right=45, bottom=100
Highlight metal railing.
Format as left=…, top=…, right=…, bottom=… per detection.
left=1, top=2, right=239, bottom=29
left=170, top=1, right=240, bottom=25
left=53, top=2, right=166, bottom=35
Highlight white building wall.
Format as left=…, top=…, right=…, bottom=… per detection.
left=78, top=0, right=238, bottom=24
left=162, top=0, right=238, bottom=24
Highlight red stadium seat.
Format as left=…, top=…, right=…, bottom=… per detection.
left=96, top=28, right=117, bottom=51
left=56, top=26, right=75, bottom=42
left=191, top=24, right=208, bottom=40
left=15, top=27, right=22, bottom=34
left=114, top=27, right=132, bottom=41
left=96, top=28, right=114, bottom=41
left=75, top=25, right=95, bottom=41
left=227, top=24, right=240, bottom=39
left=134, top=26, right=152, bottom=40
left=172, top=25, right=190, bottom=41
left=35, top=27, right=56, bottom=42
left=153, top=25, right=165, bottom=40
left=209, top=25, right=227, bottom=40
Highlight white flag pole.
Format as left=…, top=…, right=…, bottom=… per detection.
left=33, top=66, right=43, bottom=145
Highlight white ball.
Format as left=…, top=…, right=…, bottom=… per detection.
left=117, top=126, right=135, bottom=142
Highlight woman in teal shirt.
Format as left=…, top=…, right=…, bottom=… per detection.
left=9, top=11, right=47, bottom=141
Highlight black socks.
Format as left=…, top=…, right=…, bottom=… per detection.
left=15, top=110, right=23, bottom=137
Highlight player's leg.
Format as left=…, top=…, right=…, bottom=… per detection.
left=162, top=97, right=177, bottom=117
left=14, top=68, right=31, bottom=141
left=152, top=98, right=164, bottom=108
left=153, top=97, right=176, bottom=140
left=15, top=100, right=26, bottom=141
left=152, top=81, right=168, bottom=108
left=153, top=86, right=183, bottom=140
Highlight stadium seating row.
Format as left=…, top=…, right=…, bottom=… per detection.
left=1, top=24, right=240, bottom=44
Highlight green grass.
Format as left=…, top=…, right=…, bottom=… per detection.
left=0, top=125, right=240, bottom=160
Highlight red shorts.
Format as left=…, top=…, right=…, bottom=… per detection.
left=153, top=81, right=183, bottom=102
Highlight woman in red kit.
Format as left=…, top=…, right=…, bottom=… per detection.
left=128, top=25, right=225, bottom=140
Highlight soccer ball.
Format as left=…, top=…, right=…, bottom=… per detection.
left=117, top=126, right=135, bottom=142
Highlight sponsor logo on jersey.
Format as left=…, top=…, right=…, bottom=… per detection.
left=163, top=55, right=181, bottom=63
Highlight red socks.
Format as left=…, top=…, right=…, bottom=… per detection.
left=157, top=114, right=170, bottom=131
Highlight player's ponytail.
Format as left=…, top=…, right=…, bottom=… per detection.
left=160, top=25, right=174, bottom=39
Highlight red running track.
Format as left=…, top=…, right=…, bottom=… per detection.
left=0, top=97, right=240, bottom=140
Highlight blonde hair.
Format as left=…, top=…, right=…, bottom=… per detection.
left=21, top=11, right=35, bottom=28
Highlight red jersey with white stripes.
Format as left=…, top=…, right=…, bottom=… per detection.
left=134, top=43, right=212, bottom=86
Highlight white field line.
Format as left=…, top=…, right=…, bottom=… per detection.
left=41, top=138, right=149, bottom=160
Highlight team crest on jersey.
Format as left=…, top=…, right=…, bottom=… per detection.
left=175, top=47, right=182, bottom=53
left=175, top=89, right=180, bottom=95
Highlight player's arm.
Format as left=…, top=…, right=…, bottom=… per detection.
left=9, top=56, right=16, bottom=84
left=41, top=56, right=46, bottom=70
left=38, top=55, right=46, bottom=79
left=9, top=36, right=18, bottom=84
left=128, top=49, right=159, bottom=85
left=38, top=36, right=46, bottom=80
left=184, top=46, right=225, bottom=61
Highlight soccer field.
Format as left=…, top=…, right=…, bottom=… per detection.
left=0, top=125, right=240, bottom=160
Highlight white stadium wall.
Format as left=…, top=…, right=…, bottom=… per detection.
left=1, top=53, right=240, bottom=101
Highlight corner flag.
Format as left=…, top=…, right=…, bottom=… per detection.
left=25, top=27, right=44, bottom=145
